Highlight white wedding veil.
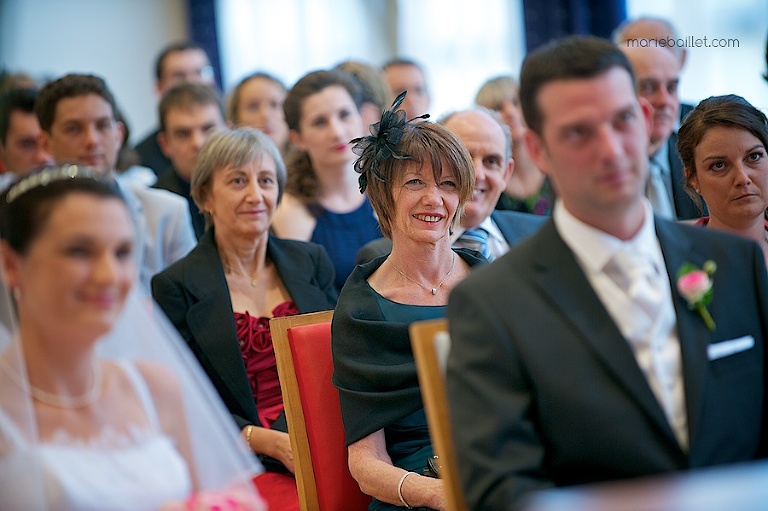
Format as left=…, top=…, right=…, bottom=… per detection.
left=0, top=165, right=263, bottom=510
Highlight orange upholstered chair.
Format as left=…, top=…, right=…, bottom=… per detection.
left=409, top=318, right=467, bottom=511
left=270, top=310, right=370, bottom=511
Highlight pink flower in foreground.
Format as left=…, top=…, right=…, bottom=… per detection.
left=677, top=270, right=712, bottom=302
left=676, top=261, right=717, bottom=331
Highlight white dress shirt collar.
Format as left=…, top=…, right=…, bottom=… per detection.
left=553, top=198, right=662, bottom=275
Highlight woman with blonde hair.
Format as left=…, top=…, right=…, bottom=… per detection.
left=475, top=75, right=553, bottom=214
left=227, top=72, right=290, bottom=156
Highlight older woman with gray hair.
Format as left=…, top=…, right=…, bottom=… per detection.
left=152, top=127, right=338, bottom=510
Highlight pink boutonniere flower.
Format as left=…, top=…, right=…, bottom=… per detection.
left=676, top=260, right=717, bottom=331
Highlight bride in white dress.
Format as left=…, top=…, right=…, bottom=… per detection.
left=0, top=165, right=264, bottom=511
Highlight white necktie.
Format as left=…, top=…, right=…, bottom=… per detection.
left=646, top=160, right=676, bottom=220
left=610, top=249, right=664, bottom=321
left=607, top=249, right=688, bottom=450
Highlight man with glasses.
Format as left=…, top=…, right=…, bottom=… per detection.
left=135, top=42, right=216, bottom=177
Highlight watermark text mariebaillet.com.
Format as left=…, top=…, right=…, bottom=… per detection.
left=625, top=36, right=739, bottom=49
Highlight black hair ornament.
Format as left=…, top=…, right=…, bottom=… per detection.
left=350, top=90, right=429, bottom=193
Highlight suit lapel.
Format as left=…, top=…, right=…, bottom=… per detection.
left=183, top=233, right=257, bottom=419
left=491, top=211, right=516, bottom=243
left=491, top=211, right=546, bottom=247
left=267, top=235, right=336, bottom=313
left=534, top=223, right=680, bottom=443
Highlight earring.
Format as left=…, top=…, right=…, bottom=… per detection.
left=11, top=287, right=20, bottom=302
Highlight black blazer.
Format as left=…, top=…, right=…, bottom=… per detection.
left=151, top=229, right=338, bottom=432
left=447, top=218, right=768, bottom=510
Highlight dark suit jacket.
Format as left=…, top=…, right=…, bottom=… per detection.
left=135, top=127, right=171, bottom=177
left=447, top=218, right=768, bottom=511
left=668, top=132, right=706, bottom=220
left=355, top=210, right=547, bottom=265
left=153, top=168, right=206, bottom=239
left=151, top=229, right=338, bottom=434
left=679, top=102, right=694, bottom=124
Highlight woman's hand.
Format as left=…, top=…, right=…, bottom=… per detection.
left=244, top=426, right=295, bottom=474
left=401, top=472, right=447, bottom=511
left=348, top=430, right=448, bottom=509
left=265, top=430, right=294, bottom=474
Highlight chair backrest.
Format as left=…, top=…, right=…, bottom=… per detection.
left=409, top=318, right=467, bottom=511
left=270, top=310, right=370, bottom=511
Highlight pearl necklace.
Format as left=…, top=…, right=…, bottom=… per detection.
left=0, top=356, right=103, bottom=409
left=389, top=253, right=456, bottom=295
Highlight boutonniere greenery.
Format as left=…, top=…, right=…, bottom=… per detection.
left=676, top=260, right=717, bottom=331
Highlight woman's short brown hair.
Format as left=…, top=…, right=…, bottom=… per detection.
left=362, top=121, right=475, bottom=239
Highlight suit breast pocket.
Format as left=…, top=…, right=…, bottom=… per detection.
left=708, top=336, right=762, bottom=379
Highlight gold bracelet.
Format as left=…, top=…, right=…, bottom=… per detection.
left=245, top=425, right=254, bottom=450
left=397, top=471, right=416, bottom=509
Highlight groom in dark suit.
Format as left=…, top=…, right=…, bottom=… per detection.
left=447, top=35, right=768, bottom=511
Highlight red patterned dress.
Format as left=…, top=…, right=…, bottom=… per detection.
left=234, top=301, right=299, bottom=429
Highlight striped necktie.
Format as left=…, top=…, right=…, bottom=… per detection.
left=456, top=228, right=492, bottom=261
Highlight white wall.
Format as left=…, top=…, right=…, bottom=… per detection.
left=0, top=0, right=189, bottom=144
left=217, top=0, right=527, bottom=121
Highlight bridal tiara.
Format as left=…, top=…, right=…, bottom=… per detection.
left=5, top=164, right=97, bottom=204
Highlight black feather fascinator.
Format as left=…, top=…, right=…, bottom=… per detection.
left=350, top=91, right=429, bottom=193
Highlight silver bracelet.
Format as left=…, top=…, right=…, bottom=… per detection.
left=397, top=471, right=416, bottom=509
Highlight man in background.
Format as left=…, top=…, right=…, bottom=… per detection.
left=613, top=16, right=694, bottom=121
left=622, top=45, right=702, bottom=220
left=154, top=82, right=226, bottom=238
left=36, top=73, right=196, bottom=292
left=135, top=41, right=216, bottom=176
left=0, top=88, right=53, bottom=184
left=382, top=58, right=431, bottom=119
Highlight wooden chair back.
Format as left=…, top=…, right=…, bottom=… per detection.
left=409, top=318, right=467, bottom=511
left=270, top=310, right=370, bottom=511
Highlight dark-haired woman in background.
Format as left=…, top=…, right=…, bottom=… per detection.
left=677, top=94, right=768, bottom=267
left=271, top=69, right=382, bottom=290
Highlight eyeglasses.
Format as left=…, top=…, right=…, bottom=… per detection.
left=165, top=65, right=215, bottom=85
